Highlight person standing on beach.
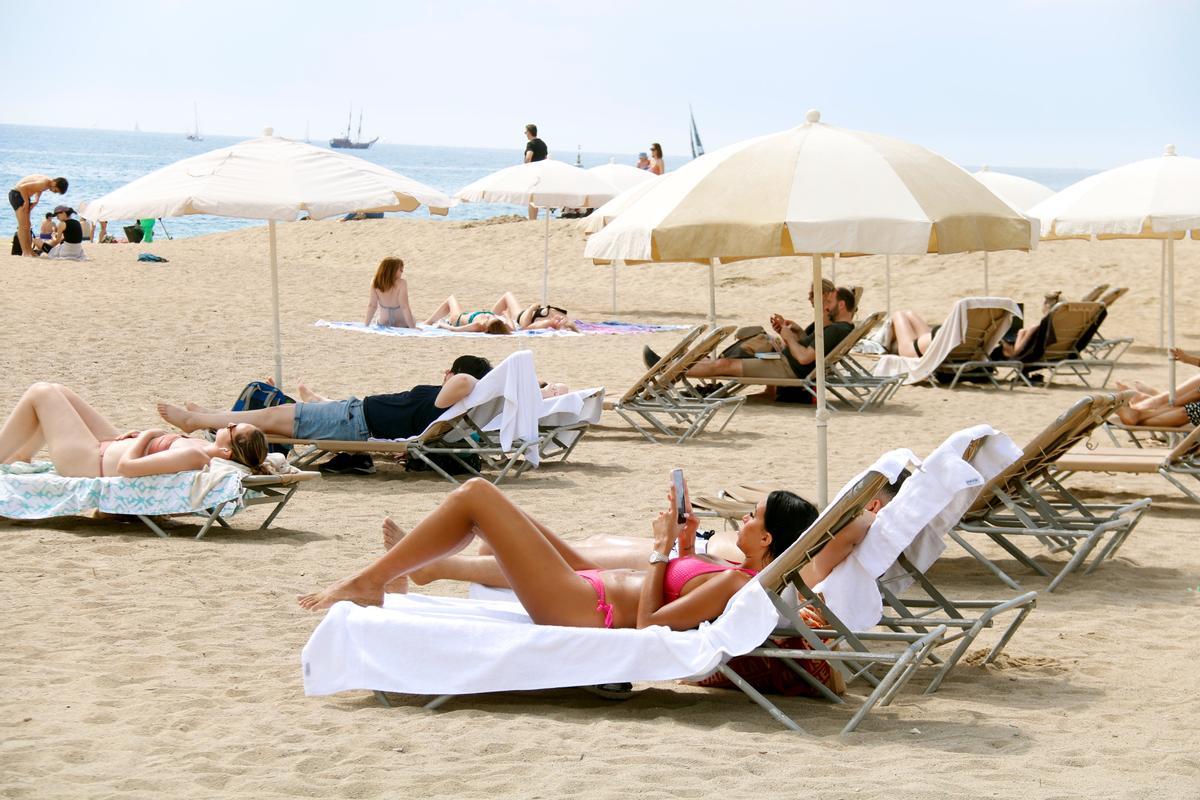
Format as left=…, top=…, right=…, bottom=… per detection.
left=636, top=152, right=651, bottom=170
left=647, top=143, right=665, bottom=175
left=524, top=123, right=548, bottom=220
left=9, top=174, right=68, bottom=256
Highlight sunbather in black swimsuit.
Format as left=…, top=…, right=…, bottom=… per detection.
left=913, top=325, right=941, bottom=357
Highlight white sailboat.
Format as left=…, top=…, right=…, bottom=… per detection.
left=688, top=104, right=704, bottom=159
left=186, top=103, right=203, bottom=141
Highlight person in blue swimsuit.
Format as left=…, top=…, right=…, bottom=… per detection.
left=423, top=295, right=515, bottom=334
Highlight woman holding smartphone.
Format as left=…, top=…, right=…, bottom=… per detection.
left=299, top=475, right=817, bottom=631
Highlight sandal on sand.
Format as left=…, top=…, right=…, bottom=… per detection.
left=581, top=682, right=635, bottom=701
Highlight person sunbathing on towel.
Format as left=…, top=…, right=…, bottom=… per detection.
left=1115, top=348, right=1200, bottom=427
left=157, top=356, right=493, bottom=443
left=424, top=295, right=515, bottom=334
left=491, top=292, right=580, bottom=332
left=298, top=473, right=818, bottom=632
left=0, top=382, right=268, bottom=477
left=385, top=470, right=909, bottom=593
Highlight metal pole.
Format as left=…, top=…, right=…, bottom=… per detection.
left=542, top=210, right=550, bottom=305
left=885, top=254, right=892, bottom=317
left=707, top=259, right=717, bottom=328
left=1159, top=240, right=1166, bottom=349
left=1167, top=237, right=1176, bottom=405
left=612, top=261, right=618, bottom=315
left=268, top=220, right=283, bottom=388
left=983, top=252, right=990, bottom=295
left=812, top=254, right=828, bottom=507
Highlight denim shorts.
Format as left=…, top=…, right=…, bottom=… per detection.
left=293, top=398, right=370, bottom=441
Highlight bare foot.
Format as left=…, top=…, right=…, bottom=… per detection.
left=185, top=401, right=217, bottom=413
left=297, top=381, right=320, bottom=403
left=1132, top=380, right=1159, bottom=397
left=381, top=517, right=409, bottom=594
left=1116, top=405, right=1142, bottom=426
left=297, top=573, right=385, bottom=611
left=157, top=402, right=202, bottom=433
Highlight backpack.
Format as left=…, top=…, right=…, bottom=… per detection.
left=232, top=381, right=294, bottom=455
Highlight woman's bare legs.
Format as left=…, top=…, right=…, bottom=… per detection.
left=157, top=402, right=296, bottom=436
left=423, top=295, right=462, bottom=326
left=889, top=310, right=933, bottom=358
left=5, top=384, right=122, bottom=463
left=0, top=383, right=102, bottom=475
left=491, top=292, right=524, bottom=322
left=298, top=479, right=607, bottom=627
left=1118, top=405, right=1191, bottom=427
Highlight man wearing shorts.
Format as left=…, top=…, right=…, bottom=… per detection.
left=159, top=356, right=493, bottom=441
left=10, top=175, right=68, bottom=256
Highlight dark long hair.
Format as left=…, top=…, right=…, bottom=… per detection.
left=762, top=490, right=818, bottom=559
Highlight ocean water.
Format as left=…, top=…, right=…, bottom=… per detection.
left=0, top=123, right=1096, bottom=241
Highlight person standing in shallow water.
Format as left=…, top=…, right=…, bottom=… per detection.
left=523, top=123, right=548, bottom=220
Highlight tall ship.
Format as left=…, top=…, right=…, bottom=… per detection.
left=330, top=109, right=378, bottom=149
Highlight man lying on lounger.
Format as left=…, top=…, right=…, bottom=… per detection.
left=157, top=356, right=493, bottom=442
left=678, top=285, right=857, bottom=382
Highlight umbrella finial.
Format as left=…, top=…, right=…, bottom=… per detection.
left=805, top=109, right=821, bottom=124
left=1164, top=144, right=1177, bottom=156
left=264, top=127, right=274, bottom=137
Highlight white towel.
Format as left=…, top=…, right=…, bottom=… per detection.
left=815, top=425, right=1022, bottom=630
left=872, top=298, right=1022, bottom=385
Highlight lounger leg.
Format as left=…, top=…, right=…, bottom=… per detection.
left=983, top=594, right=1038, bottom=665
left=137, top=515, right=171, bottom=538
left=194, top=501, right=228, bottom=539
left=947, top=529, right=1023, bottom=590
left=258, top=485, right=299, bottom=530
left=424, top=694, right=454, bottom=710
left=1160, top=470, right=1200, bottom=505
left=374, top=690, right=391, bottom=707
left=715, top=664, right=807, bottom=733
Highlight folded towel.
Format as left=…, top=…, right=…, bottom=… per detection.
left=315, top=320, right=688, bottom=338
left=872, top=298, right=1022, bottom=385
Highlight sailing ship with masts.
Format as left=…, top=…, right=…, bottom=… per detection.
left=186, top=102, right=203, bottom=141
left=330, top=108, right=378, bottom=149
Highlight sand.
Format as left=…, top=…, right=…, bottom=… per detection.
left=1, top=218, right=1197, bottom=799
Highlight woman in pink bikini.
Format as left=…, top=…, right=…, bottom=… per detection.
left=0, top=382, right=269, bottom=478
left=299, top=474, right=821, bottom=631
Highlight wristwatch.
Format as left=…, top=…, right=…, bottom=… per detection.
left=648, top=551, right=671, bottom=565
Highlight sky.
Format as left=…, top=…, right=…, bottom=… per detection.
left=3, top=0, right=1197, bottom=170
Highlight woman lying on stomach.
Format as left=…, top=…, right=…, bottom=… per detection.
left=0, top=382, right=269, bottom=477
left=298, top=475, right=819, bottom=631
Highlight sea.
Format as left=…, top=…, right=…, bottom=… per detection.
left=0, top=123, right=1098, bottom=241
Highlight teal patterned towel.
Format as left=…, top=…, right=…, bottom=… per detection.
left=0, top=461, right=245, bottom=520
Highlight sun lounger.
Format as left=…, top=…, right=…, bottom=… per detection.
left=1083, top=287, right=1133, bottom=362
left=1020, top=301, right=1114, bottom=387
left=1100, top=419, right=1194, bottom=448
left=1079, top=284, right=1110, bottom=302
left=301, top=452, right=949, bottom=735
left=0, top=459, right=319, bottom=538
left=1052, top=426, right=1200, bottom=506
left=873, top=299, right=1028, bottom=389
left=706, top=312, right=905, bottom=412
left=612, top=325, right=747, bottom=443
left=949, top=392, right=1152, bottom=592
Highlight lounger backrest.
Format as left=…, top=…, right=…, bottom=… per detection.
left=1166, top=425, right=1200, bottom=465
left=755, top=470, right=888, bottom=595
left=942, top=306, right=1010, bottom=363
left=824, top=311, right=885, bottom=366
left=618, top=325, right=706, bottom=404
left=966, top=392, right=1131, bottom=514
left=1080, top=284, right=1109, bottom=302
left=652, top=325, right=735, bottom=390
left=1041, top=302, right=1105, bottom=359
left=1098, top=287, right=1128, bottom=307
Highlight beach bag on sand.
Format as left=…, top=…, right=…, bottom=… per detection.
left=232, top=381, right=294, bottom=456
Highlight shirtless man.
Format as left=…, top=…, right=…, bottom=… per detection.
left=9, top=175, right=68, bottom=256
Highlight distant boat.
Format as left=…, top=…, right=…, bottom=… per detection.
left=330, top=108, right=378, bottom=149
left=689, top=105, right=704, bottom=159
left=186, top=102, right=203, bottom=142
left=134, top=121, right=141, bottom=132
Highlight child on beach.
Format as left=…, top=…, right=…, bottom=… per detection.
left=365, top=257, right=415, bottom=327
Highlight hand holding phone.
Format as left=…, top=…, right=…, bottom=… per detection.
left=671, top=468, right=688, bottom=524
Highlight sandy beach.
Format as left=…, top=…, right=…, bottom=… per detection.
left=1, top=217, right=1198, bottom=799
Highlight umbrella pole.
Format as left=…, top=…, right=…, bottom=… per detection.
left=1167, top=238, right=1176, bottom=405
left=707, top=259, right=717, bottom=328
left=983, top=251, right=989, bottom=295
left=269, top=220, right=283, bottom=388
left=812, top=254, right=828, bottom=507
left=542, top=210, right=550, bottom=305
left=1159, top=240, right=1166, bottom=348
left=885, top=254, right=892, bottom=318
left=830, top=252, right=837, bottom=284
left=612, top=261, right=618, bottom=315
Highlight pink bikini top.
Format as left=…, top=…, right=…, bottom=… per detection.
left=145, top=433, right=182, bottom=454
left=662, top=556, right=758, bottom=603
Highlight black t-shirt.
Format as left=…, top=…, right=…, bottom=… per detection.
left=63, top=219, right=83, bottom=244
left=361, top=385, right=443, bottom=439
left=785, top=320, right=855, bottom=378
left=525, top=137, right=547, bottom=162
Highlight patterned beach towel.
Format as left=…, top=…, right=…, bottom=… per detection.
left=314, top=320, right=688, bottom=338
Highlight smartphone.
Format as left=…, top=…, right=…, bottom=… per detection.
left=671, top=468, right=687, bottom=523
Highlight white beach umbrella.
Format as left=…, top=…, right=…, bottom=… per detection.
left=80, top=129, right=453, bottom=386
left=1030, top=145, right=1200, bottom=402
left=586, top=110, right=1034, bottom=505
left=455, top=160, right=616, bottom=303
left=587, top=161, right=657, bottom=194
left=970, top=167, right=1054, bottom=294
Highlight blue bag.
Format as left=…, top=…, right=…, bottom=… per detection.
left=232, top=381, right=294, bottom=455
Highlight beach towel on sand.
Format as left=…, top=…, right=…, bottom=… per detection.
left=0, top=459, right=247, bottom=520
left=314, top=320, right=688, bottom=338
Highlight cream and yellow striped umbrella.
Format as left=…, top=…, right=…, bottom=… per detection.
left=585, top=110, right=1035, bottom=504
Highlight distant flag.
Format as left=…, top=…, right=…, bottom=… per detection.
left=689, top=105, right=705, bottom=159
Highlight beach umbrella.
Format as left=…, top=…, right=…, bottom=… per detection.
left=80, top=129, right=453, bottom=386
left=1030, top=145, right=1200, bottom=403
left=971, top=167, right=1054, bottom=294
left=585, top=110, right=1034, bottom=505
left=587, top=160, right=657, bottom=194
left=455, top=160, right=616, bottom=304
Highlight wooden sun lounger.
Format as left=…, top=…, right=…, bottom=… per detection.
left=1101, top=419, right=1194, bottom=448
left=1079, top=284, right=1110, bottom=302
left=1084, top=287, right=1133, bottom=362
left=1052, top=426, right=1200, bottom=506
left=928, top=305, right=1028, bottom=390
left=1023, top=301, right=1115, bottom=387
